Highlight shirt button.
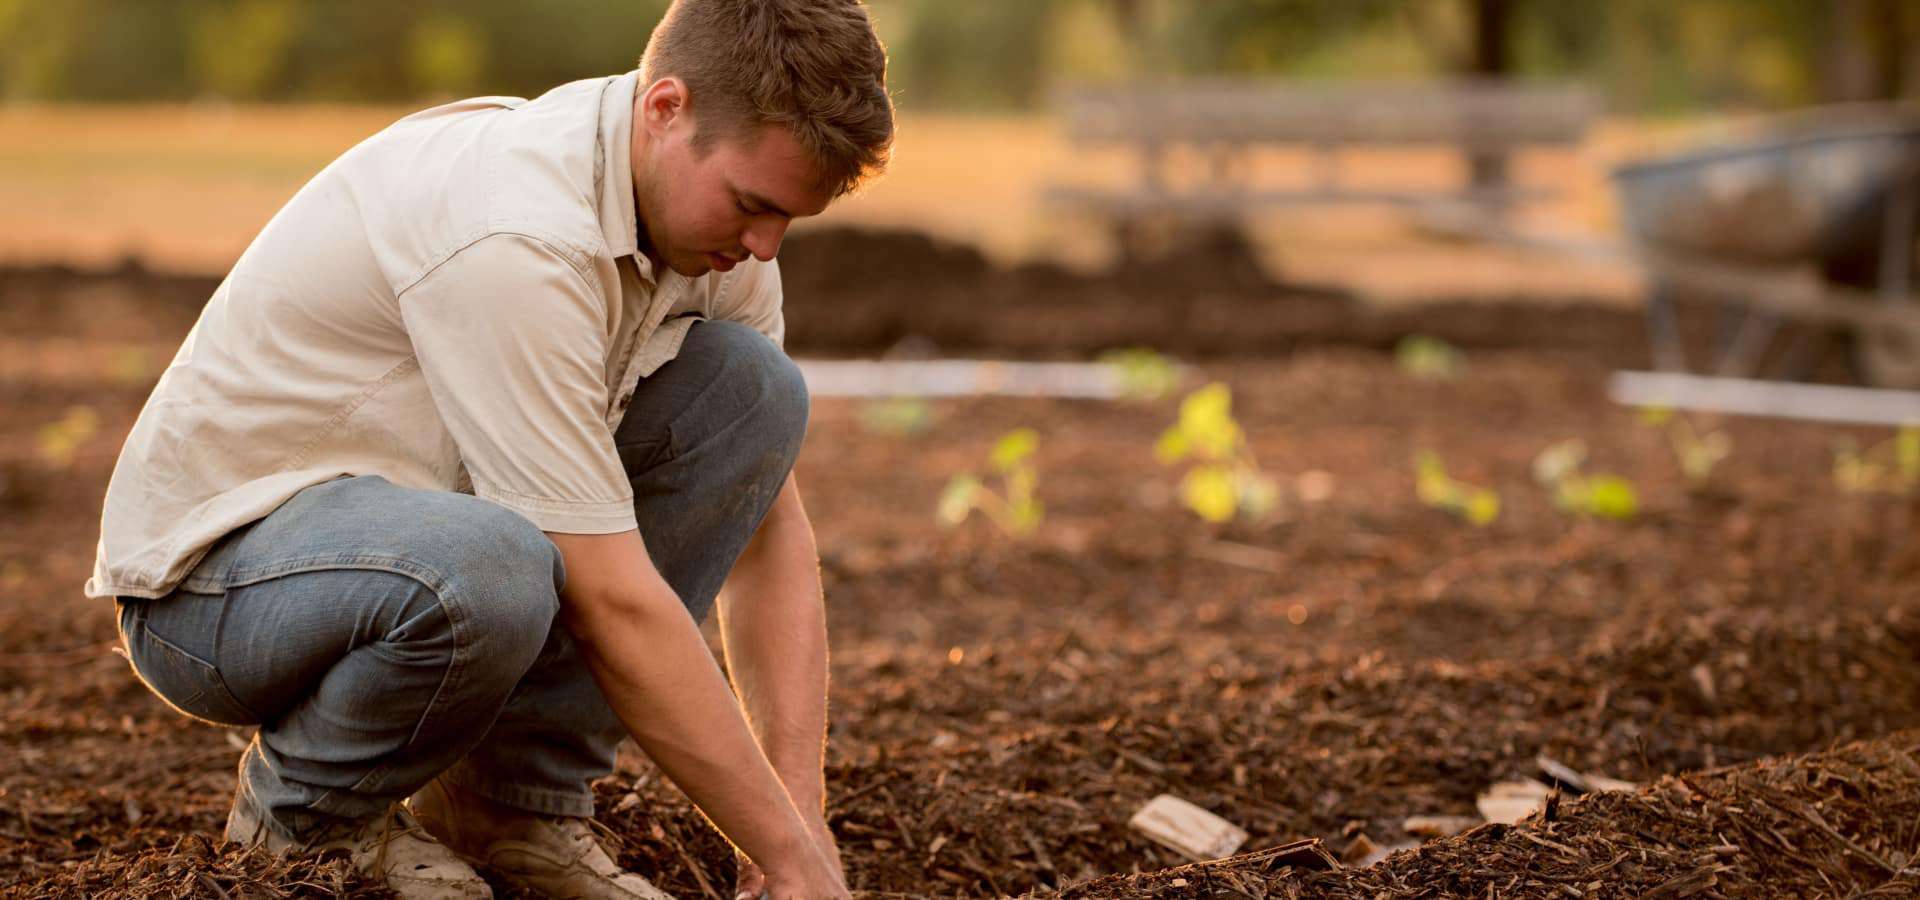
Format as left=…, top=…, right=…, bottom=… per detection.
left=617, top=392, right=633, bottom=410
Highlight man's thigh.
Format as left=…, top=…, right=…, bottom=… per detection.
left=127, top=474, right=563, bottom=724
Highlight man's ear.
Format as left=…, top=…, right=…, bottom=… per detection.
left=639, top=77, right=689, bottom=139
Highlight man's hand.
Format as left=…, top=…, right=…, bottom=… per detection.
left=736, top=817, right=842, bottom=900
left=758, top=835, right=848, bottom=900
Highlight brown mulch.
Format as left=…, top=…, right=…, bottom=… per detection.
left=3, top=255, right=1917, bottom=897
left=1059, top=730, right=1920, bottom=897
left=23, top=834, right=388, bottom=899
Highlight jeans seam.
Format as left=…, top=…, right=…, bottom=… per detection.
left=337, top=570, right=472, bottom=802
left=223, top=554, right=453, bottom=592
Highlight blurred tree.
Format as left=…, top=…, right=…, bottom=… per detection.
left=887, top=0, right=1053, bottom=109
left=189, top=0, right=302, bottom=100
left=0, top=0, right=85, bottom=100
left=0, top=0, right=1911, bottom=110
left=1827, top=0, right=1911, bottom=102
left=407, top=12, right=487, bottom=98
left=1160, top=0, right=1404, bottom=76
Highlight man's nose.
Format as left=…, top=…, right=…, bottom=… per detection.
left=741, top=217, right=788, bottom=262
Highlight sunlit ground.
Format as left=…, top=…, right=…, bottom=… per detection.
left=0, top=104, right=1760, bottom=305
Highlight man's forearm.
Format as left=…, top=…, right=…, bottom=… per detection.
left=719, top=474, right=830, bottom=816
left=546, top=530, right=820, bottom=873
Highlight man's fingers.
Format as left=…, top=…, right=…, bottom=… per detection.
left=734, top=860, right=766, bottom=900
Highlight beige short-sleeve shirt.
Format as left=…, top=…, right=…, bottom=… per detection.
left=85, top=71, right=786, bottom=600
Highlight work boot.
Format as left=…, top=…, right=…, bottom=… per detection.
left=224, top=792, right=492, bottom=899
left=410, top=777, right=675, bottom=900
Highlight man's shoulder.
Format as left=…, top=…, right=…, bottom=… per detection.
left=389, top=82, right=622, bottom=284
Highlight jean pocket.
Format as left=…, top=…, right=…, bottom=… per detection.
left=123, top=608, right=257, bottom=727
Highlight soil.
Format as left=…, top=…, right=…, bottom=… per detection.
left=5, top=240, right=1919, bottom=897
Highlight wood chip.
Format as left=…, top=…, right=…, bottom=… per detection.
left=1128, top=794, right=1249, bottom=861
left=1584, top=773, right=1640, bottom=793
left=1339, top=834, right=1380, bottom=865
left=1477, top=778, right=1556, bottom=825
left=1403, top=814, right=1481, bottom=838
left=1537, top=755, right=1592, bottom=793
left=1690, top=663, right=1717, bottom=704
left=1341, top=834, right=1417, bottom=867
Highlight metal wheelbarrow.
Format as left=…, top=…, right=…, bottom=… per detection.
left=1611, top=104, right=1920, bottom=387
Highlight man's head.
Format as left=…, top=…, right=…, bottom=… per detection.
left=630, top=0, right=893, bottom=278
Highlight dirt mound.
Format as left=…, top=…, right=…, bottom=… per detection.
left=777, top=226, right=1651, bottom=362
left=0, top=227, right=1659, bottom=362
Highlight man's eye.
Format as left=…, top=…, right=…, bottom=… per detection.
left=736, top=199, right=754, bottom=215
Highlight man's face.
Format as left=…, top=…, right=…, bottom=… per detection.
left=631, top=79, right=833, bottom=278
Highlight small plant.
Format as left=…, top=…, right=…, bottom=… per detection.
left=1395, top=334, right=1465, bottom=381
left=1637, top=406, right=1731, bottom=488
left=1832, top=426, right=1920, bottom=495
left=1099, top=347, right=1182, bottom=401
left=1414, top=451, right=1500, bottom=526
left=1154, top=383, right=1278, bottom=523
left=938, top=428, right=1044, bottom=537
left=858, top=396, right=934, bottom=437
left=36, top=405, right=101, bottom=469
left=1532, top=439, right=1638, bottom=520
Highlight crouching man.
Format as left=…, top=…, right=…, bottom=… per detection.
left=84, top=2, right=893, bottom=897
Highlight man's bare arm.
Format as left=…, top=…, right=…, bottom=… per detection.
left=716, top=472, right=829, bottom=817
left=543, top=527, right=837, bottom=890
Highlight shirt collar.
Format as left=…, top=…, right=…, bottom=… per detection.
left=597, top=70, right=648, bottom=279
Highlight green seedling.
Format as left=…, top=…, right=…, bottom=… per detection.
left=1532, top=439, right=1638, bottom=520
left=1099, top=347, right=1182, bottom=401
left=1395, top=334, right=1465, bottom=381
left=1414, top=451, right=1500, bottom=526
left=1637, top=406, right=1731, bottom=488
left=36, top=405, right=101, bottom=470
left=858, top=396, right=934, bottom=437
left=1831, top=426, right=1920, bottom=495
left=938, top=428, right=1044, bottom=537
left=1154, top=383, right=1279, bottom=523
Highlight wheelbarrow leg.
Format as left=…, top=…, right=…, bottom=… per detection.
left=1646, top=280, right=1687, bottom=372
left=1858, top=169, right=1920, bottom=387
left=1878, top=171, right=1915, bottom=303
left=1714, top=303, right=1781, bottom=378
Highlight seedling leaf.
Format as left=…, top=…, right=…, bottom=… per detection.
left=937, top=475, right=981, bottom=526
left=1182, top=465, right=1238, bottom=524
left=989, top=428, right=1038, bottom=473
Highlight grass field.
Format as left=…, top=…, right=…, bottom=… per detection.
left=0, top=103, right=1747, bottom=306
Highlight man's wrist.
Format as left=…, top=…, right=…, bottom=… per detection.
left=782, top=780, right=826, bottom=822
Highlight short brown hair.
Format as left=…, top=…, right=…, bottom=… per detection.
left=640, top=0, right=893, bottom=198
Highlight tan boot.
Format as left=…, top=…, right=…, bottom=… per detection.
left=411, top=777, right=675, bottom=900
left=224, top=792, right=492, bottom=899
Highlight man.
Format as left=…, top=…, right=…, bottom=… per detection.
left=84, top=2, right=891, bottom=898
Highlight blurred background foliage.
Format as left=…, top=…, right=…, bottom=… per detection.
left=0, top=0, right=1912, bottom=111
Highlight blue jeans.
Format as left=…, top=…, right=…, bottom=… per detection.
left=114, top=319, right=808, bottom=841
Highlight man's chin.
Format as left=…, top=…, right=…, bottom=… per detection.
left=664, top=256, right=710, bottom=278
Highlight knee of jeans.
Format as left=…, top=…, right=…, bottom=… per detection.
left=434, top=503, right=563, bottom=660
left=696, top=319, right=810, bottom=449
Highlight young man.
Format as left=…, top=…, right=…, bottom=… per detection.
left=84, top=2, right=891, bottom=898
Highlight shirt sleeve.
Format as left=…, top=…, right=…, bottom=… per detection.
left=398, top=233, right=638, bottom=534
left=712, top=257, right=786, bottom=349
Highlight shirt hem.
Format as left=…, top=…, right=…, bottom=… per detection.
left=475, top=489, right=638, bottom=535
